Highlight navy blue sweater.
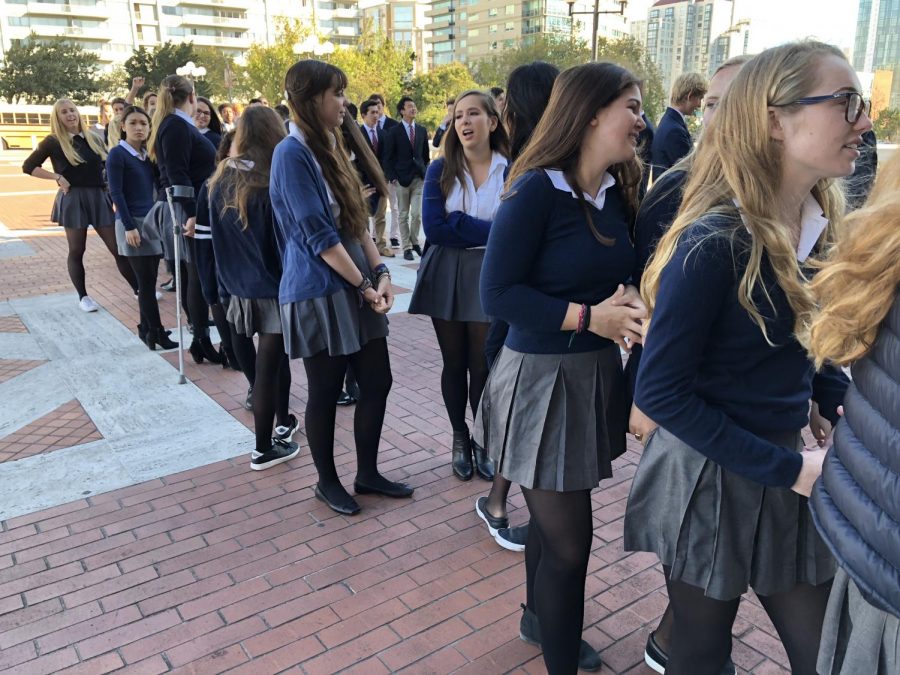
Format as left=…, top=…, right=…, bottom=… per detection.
left=153, top=113, right=216, bottom=218
left=421, top=158, right=495, bottom=248
left=480, top=170, right=635, bottom=354
left=106, top=145, right=155, bottom=231
left=634, top=214, right=843, bottom=488
left=208, top=168, right=281, bottom=301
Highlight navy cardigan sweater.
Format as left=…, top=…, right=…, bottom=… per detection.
left=153, top=113, right=216, bottom=218
left=106, top=145, right=155, bottom=230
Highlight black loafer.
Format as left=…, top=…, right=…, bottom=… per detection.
left=336, top=391, right=357, bottom=406
left=314, top=484, right=361, bottom=515
left=353, top=480, right=414, bottom=498
left=519, top=604, right=602, bottom=672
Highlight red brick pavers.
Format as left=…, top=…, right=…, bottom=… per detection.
left=0, top=400, right=103, bottom=464
left=0, top=156, right=792, bottom=674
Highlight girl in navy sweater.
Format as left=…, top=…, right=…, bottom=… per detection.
left=624, top=42, right=871, bottom=674
left=195, top=97, right=223, bottom=153
left=23, top=98, right=138, bottom=312
left=147, top=75, right=220, bottom=364
left=107, top=106, right=177, bottom=350
left=270, top=60, right=412, bottom=515
left=409, top=90, right=509, bottom=484
left=207, top=106, right=298, bottom=470
left=476, top=63, right=647, bottom=674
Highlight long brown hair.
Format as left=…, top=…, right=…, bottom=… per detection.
left=284, top=59, right=369, bottom=241
left=506, top=62, right=644, bottom=243
left=148, top=74, right=193, bottom=162
left=806, top=154, right=900, bottom=367
left=642, top=41, right=848, bottom=342
left=208, top=106, right=286, bottom=230
left=439, top=90, right=510, bottom=203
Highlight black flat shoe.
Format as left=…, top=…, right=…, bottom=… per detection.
left=452, top=430, right=474, bottom=481
left=314, top=484, right=361, bottom=516
left=519, top=604, right=603, bottom=672
left=471, top=437, right=495, bottom=481
left=336, top=391, right=357, bottom=406
left=353, top=479, right=414, bottom=498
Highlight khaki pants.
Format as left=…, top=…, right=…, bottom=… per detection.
left=373, top=195, right=388, bottom=249
left=387, top=182, right=400, bottom=241
left=395, top=178, right=423, bottom=250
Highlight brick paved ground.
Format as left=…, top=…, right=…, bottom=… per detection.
left=0, top=155, right=793, bottom=674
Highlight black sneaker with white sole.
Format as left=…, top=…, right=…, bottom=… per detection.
left=250, top=439, right=299, bottom=471
left=273, top=414, right=300, bottom=442
left=475, top=496, right=508, bottom=537
left=495, top=524, right=528, bottom=552
left=644, top=631, right=737, bottom=675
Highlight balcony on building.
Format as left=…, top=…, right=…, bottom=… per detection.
left=185, top=33, right=252, bottom=48
left=180, top=11, right=250, bottom=29
left=31, top=23, right=111, bottom=40
left=25, top=0, right=108, bottom=19
left=177, top=0, right=249, bottom=11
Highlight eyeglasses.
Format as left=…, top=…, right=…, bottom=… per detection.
left=195, top=110, right=211, bottom=117
left=781, top=92, right=871, bottom=124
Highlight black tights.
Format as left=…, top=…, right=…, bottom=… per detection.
left=229, top=323, right=257, bottom=387
left=65, top=227, right=137, bottom=299
left=180, top=260, right=209, bottom=337
left=302, top=338, right=392, bottom=500
left=664, top=567, right=832, bottom=675
left=523, top=487, right=593, bottom=675
left=431, top=319, right=490, bottom=433
left=128, top=255, right=163, bottom=331
left=252, top=332, right=291, bottom=452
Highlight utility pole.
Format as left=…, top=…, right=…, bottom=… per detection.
left=566, top=0, right=628, bottom=61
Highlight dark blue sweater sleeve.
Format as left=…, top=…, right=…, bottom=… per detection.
left=106, top=148, right=136, bottom=231
left=159, top=120, right=198, bottom=217
left=635, top=225, right=803, bottom=488
left=422, top=160, right=491, bottom=248
left=812, top=365, right=850, bottom=425
left=480, top=171, right=568, bottom=332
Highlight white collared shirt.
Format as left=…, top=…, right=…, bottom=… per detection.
left=289, top=121, right=339, bottom=219
left=117, top=139, right=147, bottom=161
left=733, top=194, right=828, bottom=262
left=543, top=169, right=616, bottom=211
left=445, top=152, right=508, bottom=222
left=378, top=114, right=386, bottom=129
left=198, top=126, right=210, bottom=135
left=174, top=108, right=195, bottom=127
left=402, top=119, right=416, bottom=139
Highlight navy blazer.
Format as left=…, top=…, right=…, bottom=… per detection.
left=359, top=123, right=386, bottom=213
left=650, top=107, right=692, bottom=181
left=383, top=121, right=430, bottom=187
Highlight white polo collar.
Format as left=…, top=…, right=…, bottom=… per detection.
left=544, top=169, right=616, bottom=211
left=117, top=139, right=147, bottom=160
left=733, top=194, right=828, bottom=262
left=174, top=108, right=195, bottom=127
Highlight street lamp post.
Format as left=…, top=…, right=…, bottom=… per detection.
left=175, top=60, right=207, bottom=81
left=566, top=0, right=628, bottom=62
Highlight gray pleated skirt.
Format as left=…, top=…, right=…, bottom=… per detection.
left=51, top=187, right=114, bottom=229
left=623, top=426, right=836, bottom=601
left=227, top=296, right=282, bottom=336
left=472, top=345, right=627, bottom=492
left=146, top=200, right=192, bottom=263
left=115, top=215, right=163, bottom=257
left=281, top=233, right=389, bottom=359
left=818, top=568, right=900, bottom=675
left=408, top=245, right=489, bottom=323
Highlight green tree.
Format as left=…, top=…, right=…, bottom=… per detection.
left=123, top=41, right=199, bottom=98
left=408, top=62, right=480, bottom=130
left=595, top=36, right=665, bottom=123
left=873, top=107, right=900, bottom=142
left=240, top=19, right=310, bottom=104
left=0, top=34, right=101, bottom=104
left=192, top=46, right=238, bottom=102
left=471, top=35, right=591, bottom=88
left=325, top=28, right=415, bottom=112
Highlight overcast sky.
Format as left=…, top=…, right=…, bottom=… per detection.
left=624, top=0, right=861, bottom=55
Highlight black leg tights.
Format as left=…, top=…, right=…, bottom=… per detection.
left=127, top=255, right=163, bottom=331
left=229, top=323, right=257, bottom=387
left=94, top=226, right=138, bottom=292
left=211, top=302, right=234, bottom=357
left=302, top=338, right=392, bottom=502
left=64, top=228, right=88, bottom=299
left=182, top=260, right=209, bottom=337
left=522, top=487, right=593, bottom=675
left=757, top=581, right=832, bottom=675
left=432, top=319, right=490, bottom=433
left=252, top=332, right=291, bottom=452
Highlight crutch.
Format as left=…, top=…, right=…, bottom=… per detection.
left=165, top=185, right=195, bottom=385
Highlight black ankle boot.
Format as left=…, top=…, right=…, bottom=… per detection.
left=198, top=336, right=223, bottom=364
left=452, top=430, right=473, bottom=481
left=146, top=327, right=178, bottom=351
left=137, top=323, right=148, bottom=342
left=471, top=437, right=495, bottom=481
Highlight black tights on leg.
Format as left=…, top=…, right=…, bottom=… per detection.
left=252, top=332, right=291, bottom=452
left=182, top=261, right=209, bottom=337
left=229, top=324, right=257, bottom=387
left=758, top=581, right=832, bottom=675
left=128, top=255, right=163, bottom=331
left=64, top=228, right=88, bottom=299
left=522, top=487, right=593, bottom=675
left=432, top=319, right=491, bottom=433
left=94, top=226, right=138, bottom=292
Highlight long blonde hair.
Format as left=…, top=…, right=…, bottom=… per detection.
left=641, top=41, right=847, bottom=341
left=805, top=154, right=900, bottom=367
left=50, top=99, right=108, bottom=165
left=148, top=75, right=193, bottom=162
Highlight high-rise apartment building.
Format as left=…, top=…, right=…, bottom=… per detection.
left=853, top=0, right=900, bottom=109
left=426, top=0, right=626, bottom=69
left=634, top=0, right=742, bottom=96
left=361, top=0, right=431, bottom=72
left=0, top=0, right=369, bottom=66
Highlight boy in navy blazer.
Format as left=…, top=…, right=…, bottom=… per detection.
left=383, top=96, right=430, bottom=260
left=359, top=99, right=393, bottom=257
left=650, top=72, right=707, bottom=182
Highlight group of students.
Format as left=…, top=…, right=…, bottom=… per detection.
left=21, top=41, right=900, bottom=675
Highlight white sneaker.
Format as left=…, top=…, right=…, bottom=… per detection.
left=79, top=296, right=100, bottom=312
left=155, top=291, right=163, bottom=301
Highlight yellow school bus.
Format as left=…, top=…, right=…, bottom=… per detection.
left=0, top=104, right=102, bottom=150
